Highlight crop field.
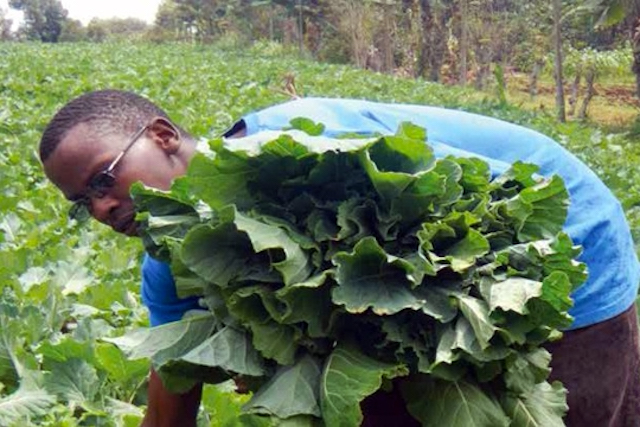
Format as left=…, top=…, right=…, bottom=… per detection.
left=1, top=42, right=639, bottom=426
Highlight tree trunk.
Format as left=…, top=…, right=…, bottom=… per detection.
left=427, top=7, right=449, bottom=82
left=529, top=60, right=544, bottom=99
left=417, top=0, right=433, bottom=78
left=568, top=72, right=581, bottom=117
left=380, top=2, right=395, bottom=74
left=474, top=45, right=491, bottom=90
left=297, top=0, right=304, bottom=54
left=552, top=0, right=565, bottom=122
left=633, top=17, right=640, bottom=99
left=578, top=67, right=596, bottom=121
left=459, top=0, right=468, bottom=85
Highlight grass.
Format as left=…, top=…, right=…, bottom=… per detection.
left=498, top=73, right=639, bottom=131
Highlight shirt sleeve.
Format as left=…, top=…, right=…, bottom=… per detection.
left=140, top=253, right=202, bottom=326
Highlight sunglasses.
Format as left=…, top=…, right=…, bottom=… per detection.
left=69, top=125, right=149, bottom=222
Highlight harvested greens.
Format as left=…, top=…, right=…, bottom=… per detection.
left=112, top=122, right=586, bottom=426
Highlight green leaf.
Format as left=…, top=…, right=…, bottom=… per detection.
left=225, top=285, right=301, bottom=365
left=233, top=210, right=312, bottom=285
left=187, top=150, right=257, bottom=210
left=104, top=397, right=144, bottom=420
left=455, top=294, right=498, bottom=350
left=413, top=286, right=458, bottom=322
left=457, top=157, right=491, bottom=193
left=395, top=122, right=427, bottom=141
left=594, top=3, right=626, bottom=28
left=332, top=237, right=420, bottom=315
left=52, top=260, right=94, bottom=296
left=540, top=234, right=587, bottom=290
left=401, top=376, right=510, bottom=427
left=245, top=354, right=322, bottom=418
left=17, top=266, right=49, bottom=293
left=540, top=272, right=573, bottom=312
left=0, top=322, right=19, bottom=389
left=504, top=349, right=552, bottom=394
left=391, top=169, right=448, bottom=226
left=104, top=314, right=217, bottom=368
left=158, top=359, right=229, bottom=393
left=441, top=228, right=490, bottom=272
left=419, top=211, right=488, bottom=272
left=95, top=344, right=149, bottom=385
left=44, top=358, right=100, bottom=406
left=505, top=176, right=568, bottom=241
left=275, top=272, right=335, bottom=337
left=501, top=381, right=567, bottom=427
left=289, top=117, right=326, bottom=136
left=38, top=336, right=95, bottom=364
left=0, top=383, right=56, bottom=425
left=250, top=321, right=301, bottom=366
left=369, top=134, right=434, bottom=175
left=490, top=161, right=539, bottom=191
left=433, top=318, right=510, bottom=370
left=320, top=344, right=408, bottom=427
left=275, top=415, right=324, bottom=426
left=358, top=133, right=434, bottom=204
left=487, top=278, right=543, bottom=315
left=180, top=221, right=279, bottom=289
left=180, top=326, right=265, bottom=376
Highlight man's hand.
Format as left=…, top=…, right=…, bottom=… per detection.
left=142, top=369, right=202, bottom=427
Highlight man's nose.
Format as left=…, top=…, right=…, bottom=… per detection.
left=90, top=195, right=119, bottom=224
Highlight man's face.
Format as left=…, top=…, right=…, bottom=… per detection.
left=43, top=120, right=190, bottom=236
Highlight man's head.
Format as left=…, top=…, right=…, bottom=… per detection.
left=41, top=90, right=196, bottom=236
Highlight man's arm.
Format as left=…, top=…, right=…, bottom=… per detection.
left=142, top=369, right=202, bottom=427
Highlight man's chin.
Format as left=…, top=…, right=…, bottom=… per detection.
left=114, top=221, right=140, bottom=237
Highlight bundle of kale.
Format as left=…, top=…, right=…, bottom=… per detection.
left=113, top=122, right=586, bottom=426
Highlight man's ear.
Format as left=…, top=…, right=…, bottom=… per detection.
left=147, top=117, right=181, bottom=154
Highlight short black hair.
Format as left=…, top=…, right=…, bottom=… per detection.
left=39, top=89, right=184, bottom=162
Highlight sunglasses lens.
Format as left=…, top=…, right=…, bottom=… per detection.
left=89, top=173, right=116, bottom=195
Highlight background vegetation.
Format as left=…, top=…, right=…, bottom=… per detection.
left=1, top=40, right=639, bottom=425
left=1, top=0, right=640, bottom=126
left=1, top=1, right=640, bottom=425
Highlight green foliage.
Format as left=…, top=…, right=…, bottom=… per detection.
left=86, top=17, right=149, bottom=43
left=1, top=42, right=638, bottom=425
left=120, top=123, right=585, bottom=425
left=555, top=45, right=633, bottom=78
left=8, top=0, right=68, bottom=42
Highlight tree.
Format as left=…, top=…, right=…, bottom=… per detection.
left=417, top=0, right=451, bottom=82
left=86, top=18, right=107, bottom=42
left=8, top=0, right=68, bottom=42
left=459, top=0, right=468, bottom=84
left=552, top=0, right=566, bottom=122
left=634, top=17, right=640, bottom=98
left=84, top=17, right=148, bottom=41
left=58, top=18, right=85, bottom=42
left=0, top=7, right=13, bottom=40
left=581, top=0, right=640, bottom=98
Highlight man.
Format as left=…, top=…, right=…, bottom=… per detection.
left=40, top=90, right=640, bottom=426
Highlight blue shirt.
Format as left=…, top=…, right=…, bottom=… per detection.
left=142, top=97, right=640, bottom=329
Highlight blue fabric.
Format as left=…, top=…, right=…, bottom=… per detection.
left=140, top=97, right=639, bottom=329
left=242, top=97, right=640, bottom=330
left=140, top=253, right=201, bottom=326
